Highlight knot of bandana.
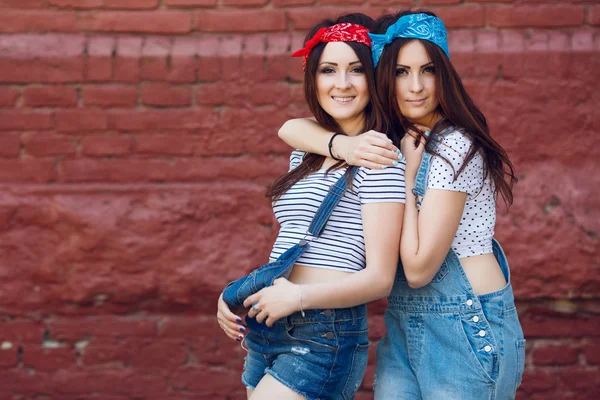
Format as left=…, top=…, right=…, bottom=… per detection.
left=368, top=13, right=449, bottom=68
left=292, top=23, right=372, bottom=71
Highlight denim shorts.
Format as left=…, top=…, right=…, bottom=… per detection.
left=374, top=240, right=526, bottom=400
left=242, top=304, right=369, bottom=400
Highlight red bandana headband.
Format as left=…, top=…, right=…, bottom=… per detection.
left=292, top=23, right=372, bottom=70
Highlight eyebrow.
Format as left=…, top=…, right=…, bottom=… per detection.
left=319, top=61, right=362, bottom=66
left=396, top=61, right=434, bottom=69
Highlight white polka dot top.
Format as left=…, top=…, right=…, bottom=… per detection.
left=421, top=130, right=495, bottom=258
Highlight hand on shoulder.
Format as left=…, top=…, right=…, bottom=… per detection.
left=337, top=130, right=400, bottom=169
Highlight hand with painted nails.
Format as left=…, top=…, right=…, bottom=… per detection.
left=401, top=125, right=429, bottom=181
left=335, top=130, right=401, bottom=170
left=217, top=293, right=248, bottom=342
left=243, top=278, right=301, bottom=328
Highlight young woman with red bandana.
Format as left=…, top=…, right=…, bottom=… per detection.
left=216, top=14, right=406, bottom=400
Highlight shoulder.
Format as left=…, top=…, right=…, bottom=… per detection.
left=432, top=129, right=483, bottom=171
left=436, top=129, right=473, bottom=157
left=355, top=163, right=406, bottom=184
left=354, top=164, right=406, bottom=203
left=427, top=129, right=484, bottom=194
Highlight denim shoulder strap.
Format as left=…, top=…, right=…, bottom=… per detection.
left=412, top=126, right=455, bottom=198
left=412, top=151, right=433, bottom=198
left=306, top=166, right=358, bottom=239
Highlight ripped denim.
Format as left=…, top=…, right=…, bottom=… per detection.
left=242, top=305, right=368, bottom=400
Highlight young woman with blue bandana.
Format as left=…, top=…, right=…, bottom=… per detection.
left=274, top=10, right=526, bottom=400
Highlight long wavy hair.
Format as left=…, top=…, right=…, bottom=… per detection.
left=375, top=10, right=517, bottom=206
left=266, top=13, right=388, bottom=201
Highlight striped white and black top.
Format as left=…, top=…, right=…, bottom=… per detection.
left=269, top=150, right=406, bottom=273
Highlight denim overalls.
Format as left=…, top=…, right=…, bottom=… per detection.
left=222, top=168, right=359, bottom=308
left=225, top=168, right=370, bottom=400
left=375, top=138, right=526, bottom=400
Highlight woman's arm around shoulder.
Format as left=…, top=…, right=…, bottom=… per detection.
left=278, top=118, right=331, bottom=157
left=278, top=118, right=401, bottom=169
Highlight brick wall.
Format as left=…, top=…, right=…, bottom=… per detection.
left=0, top=1, right=598, bottom=399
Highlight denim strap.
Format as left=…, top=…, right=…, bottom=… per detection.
left=412, top=126, right=455, bottom=199
left=412, top=152, right=433, bottom=198
left=306, top=167, right=358, bottom=239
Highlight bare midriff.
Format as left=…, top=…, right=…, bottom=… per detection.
left=268, top=259, right=353, bottom=285
left=267, top=253, right=506, bottom=296
left=460, top=253, right=507, bottom=295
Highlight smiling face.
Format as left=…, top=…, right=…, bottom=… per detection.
left=395, top=40, right=441, bottom=128
left=315, top=42, right=370, bottom=135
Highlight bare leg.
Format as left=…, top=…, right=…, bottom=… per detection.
left=246, top=387, right=253, bottom=399
left=250, top=374, right=306, bottom=400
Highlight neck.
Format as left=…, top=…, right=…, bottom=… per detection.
left=412, top=111, right=443, bottom=130
left=337, top=114, right=365, bottom=136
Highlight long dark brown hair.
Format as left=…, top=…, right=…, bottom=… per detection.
left=375, top=10, right=517, bottom=206
left=266, top=13, right=388, bottom=201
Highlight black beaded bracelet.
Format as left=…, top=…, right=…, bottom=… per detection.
left=328, top=132, right=346, bottom=161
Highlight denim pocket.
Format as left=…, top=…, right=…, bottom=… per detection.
left=286, top=322, right=337, bottom=350
left=515, top=339, right=526, bottom=389
left=338, top=314, right=369, bottom=336
left=503, top=305, right=518, bottom=317
left=342, top=342, right=369, bottom=400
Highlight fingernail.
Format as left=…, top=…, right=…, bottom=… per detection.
left=236, top=318, right=242, bottom=323
left=424, top=130, right=430, bottom=137
left=397, top=154, right=403, bottom=161
left=240, top=327, right=246, bottom=333
left=393, top=161, right=398, bottom=166
left=387, top=138, right=392, bottom=142
left=382, top=165, right=388, bottom=169
left=396, top=149, right=401, bottom=154
left=238, top=334, right=244, bottom=340
left=236, top=337, right=242, bottom=342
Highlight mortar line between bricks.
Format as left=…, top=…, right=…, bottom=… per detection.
left=0, top=182, right=271, bottom=191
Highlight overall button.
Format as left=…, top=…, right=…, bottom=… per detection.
left=478, top=330, right=486, bottom=337
left=471, top=316, right=480, bottom=323
left=466, top=299, right=474, bottom=306
left=322, top=309, right=333, bottom=317
left=299, top=239, right=308, bottom=247
left=324, top=332, right=335, bottom=340
left=484, top=345, right=492, bottom=353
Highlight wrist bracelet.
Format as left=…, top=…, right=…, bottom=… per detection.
left=328, top=132, right=346, bottom=161
left=299, top=285, right=306, bottom=317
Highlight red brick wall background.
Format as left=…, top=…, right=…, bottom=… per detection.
left=0, top=0, right=598, bottom=399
